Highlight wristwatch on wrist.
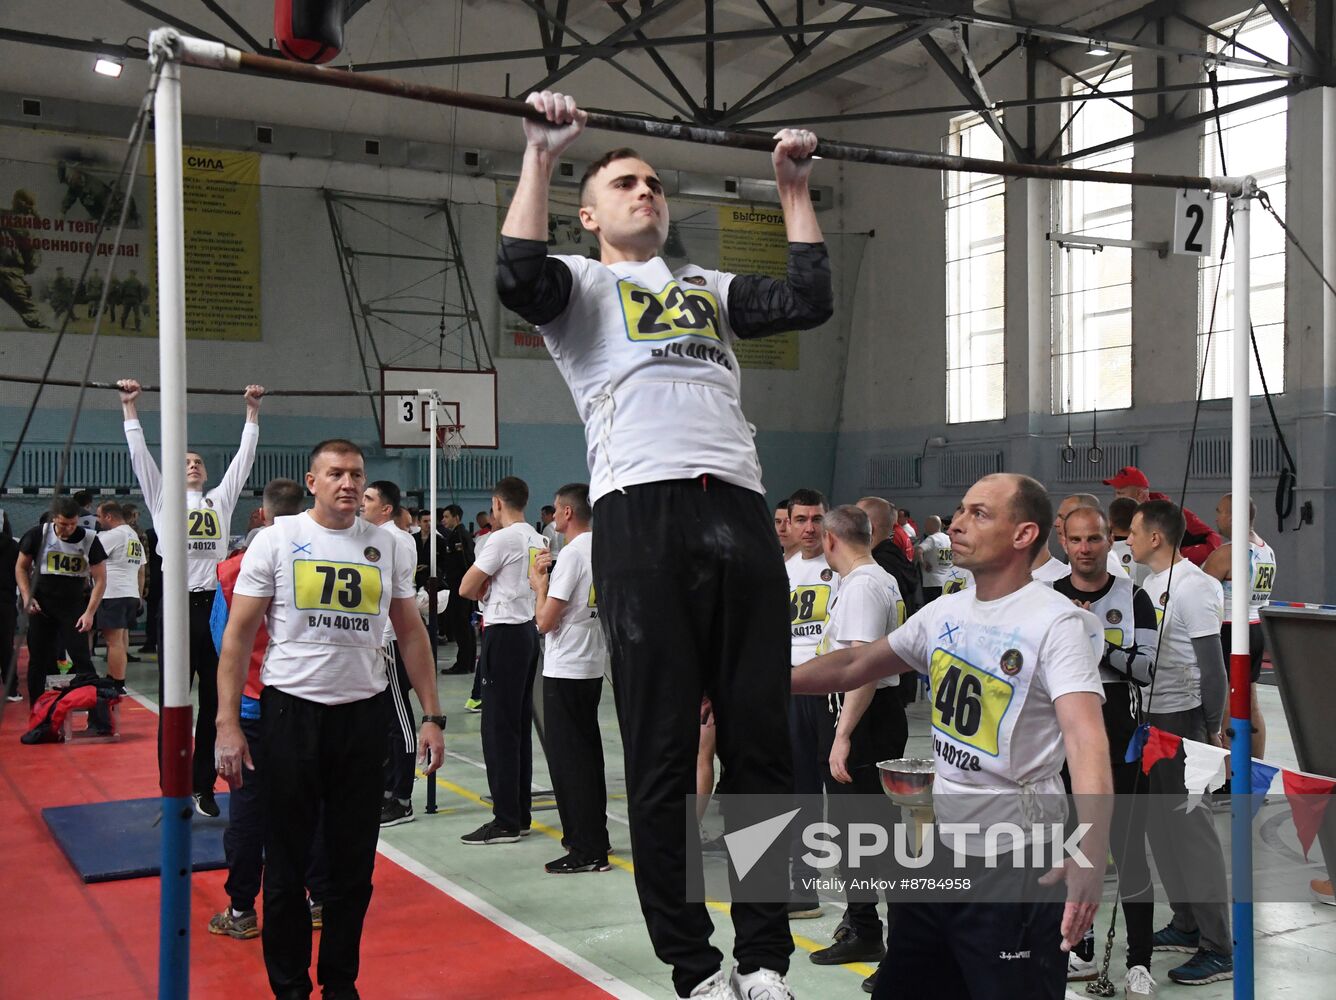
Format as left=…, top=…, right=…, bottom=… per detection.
left=421, top=714, right=448, bottom=728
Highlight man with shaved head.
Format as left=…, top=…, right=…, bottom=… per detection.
left=795, top=474, right=1111, bottom=1000
left=859, top=496, right=923, bottom=619
left=1035, top=494, right=1123, bottom=583
left=916, top=514, right=953, bottom=603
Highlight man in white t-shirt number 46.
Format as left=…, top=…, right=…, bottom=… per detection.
left=795, top=474, right=1112, bottom=1000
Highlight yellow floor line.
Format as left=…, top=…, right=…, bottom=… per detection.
left=427, top=772, right=874, bottom=980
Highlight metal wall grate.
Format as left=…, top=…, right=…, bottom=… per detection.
left=11, top=446, right=136, bottom=490
left=202, top=448, right=312, bottom=490
left=1053, top=441, right=1137, bottom=484
left=939, top=448, right=1004, bottom=487
left=1188, top=434, right=1286, bottom=479
left=866, top=453, right=921, bottom=491
left=416, top=451, right=514, bottom=493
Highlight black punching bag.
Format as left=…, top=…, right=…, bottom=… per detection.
left=275, top=0, right=345, bottom=64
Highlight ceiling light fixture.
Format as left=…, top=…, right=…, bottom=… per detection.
left=1087, top=38, right=1111, bottom=57
left=94, top=56, right=123, bottom=78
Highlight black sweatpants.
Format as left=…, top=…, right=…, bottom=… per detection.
left=822, top=686, right=909, bottom=944
left=544, top=675, right=609, bottom=860
left=478, top=621, right=540, bottom=831
left=26, top=598, right=94, bottom=702
left=874, top=896, right=1066, bottom=1000
left=224, top=713, right=331, bottom=913
left=1, top=598, right=16, bottom=698
left=155, top=592, right=220, bottom=794
left=788, top=693, right=829, bottom=891
left=594, top=478, right=794, bottom=997
left=446, top=591, right=476, bottom=671
left=383, top=641, right=417, bottom=802
left=261, top=686, right=387, bottom=998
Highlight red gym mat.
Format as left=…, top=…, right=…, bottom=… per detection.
left=0, top=653, right=609, bottom=999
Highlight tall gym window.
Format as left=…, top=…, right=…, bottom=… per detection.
left=945, top=113, right=1006, bottom=424
left=1052, top=63, right=1134, bottom=415
left=1198, top=10, right=1288, bottom=398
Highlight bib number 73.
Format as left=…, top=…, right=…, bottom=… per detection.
left=294, top=560, right=382, bottom=615
left=929, top=649, right=1015, bottom=757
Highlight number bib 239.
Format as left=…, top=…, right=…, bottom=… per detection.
left=618, top=280, right=721, bottom=342
left=929, top=649, right=1015, bottom=758
left=293, top=560, right=382, bottom=615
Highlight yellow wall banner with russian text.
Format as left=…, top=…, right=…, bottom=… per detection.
left=149, top=145, right=262, bottom=341
left=716, top=206, right=798, bottom=371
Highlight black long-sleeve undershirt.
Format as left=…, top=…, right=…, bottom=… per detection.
left=495, top=236, right=834, bottom=337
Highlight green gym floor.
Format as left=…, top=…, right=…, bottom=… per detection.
left=102, top=647, right=1336, bottom=998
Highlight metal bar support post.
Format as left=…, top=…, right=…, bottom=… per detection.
left=1228, top=183, right=1257, bottom=1000
left=148, top=28, right=191, bottom=1000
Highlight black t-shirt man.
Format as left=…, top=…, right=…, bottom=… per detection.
left=442, top=523, right=475, bottom=589
left=17, top=523, right=107, bottom=608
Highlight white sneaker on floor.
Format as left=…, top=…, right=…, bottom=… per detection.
left=1126, top=964, right=1157, bottom=998
left=729, top=967, right=794, bottom=1000
left=687, top=970, right=735, bottom=999
left=1066, top=952, right=1097, bottom=981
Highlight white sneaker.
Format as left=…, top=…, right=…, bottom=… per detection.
left=729, top=967, right=794, bottom=1000
left=1066, top=952, right=1097, bottom=981
left=1126, top=964, right=1157, bottom=998
left=687, top=970, right=735, bottom=999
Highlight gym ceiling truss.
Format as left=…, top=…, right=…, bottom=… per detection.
left=3, top=1, right=1332, bottom=164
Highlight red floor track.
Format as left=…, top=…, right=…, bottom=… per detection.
left=0, top=656, right=605, bottom=999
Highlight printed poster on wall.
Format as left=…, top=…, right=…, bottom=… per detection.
left=494, top=181, right=795, bottom=369
left=0, top=127, right=260, bottom=340
left=148, top=144, right=262, bottom=341
left=716, top=206, right=799, bottom=371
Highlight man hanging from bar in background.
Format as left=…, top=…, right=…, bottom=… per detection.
left=118, top=376, right=264, bottom=818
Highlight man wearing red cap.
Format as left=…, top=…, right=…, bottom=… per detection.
left=1104, top=467, right=1221, bottom=566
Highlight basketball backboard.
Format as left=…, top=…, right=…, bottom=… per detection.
left=380, top=367, right=498, bottom=449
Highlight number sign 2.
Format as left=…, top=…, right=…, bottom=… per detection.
left=1174, top=189, right=1213, bottom=257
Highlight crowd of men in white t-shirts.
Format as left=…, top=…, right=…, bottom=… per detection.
left=774, top=465, right=1279, bottom=997
left=6, top=446, right=1289, bottom=998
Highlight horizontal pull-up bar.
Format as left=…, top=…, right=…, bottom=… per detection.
left=157, top=32, right=1247, bottom=196
left=0, top=373, right=412, bottom=397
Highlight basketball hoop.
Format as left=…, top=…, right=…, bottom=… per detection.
left=434, top=423, right=465, bottom=462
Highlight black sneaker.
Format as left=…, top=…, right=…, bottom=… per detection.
left=545, top=852, right=612, bottom=874
left=460, top=820, right=521, bottom=845
left=194, top=790, right=221, bottom=818
left=861, top=970, right=878, bottom=994
left=809, top=927, right=885, bottom=966
left=380, top=799, right=415, bottom=827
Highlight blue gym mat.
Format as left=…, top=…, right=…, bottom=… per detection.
left=42, top=795, right=231, bottom=883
